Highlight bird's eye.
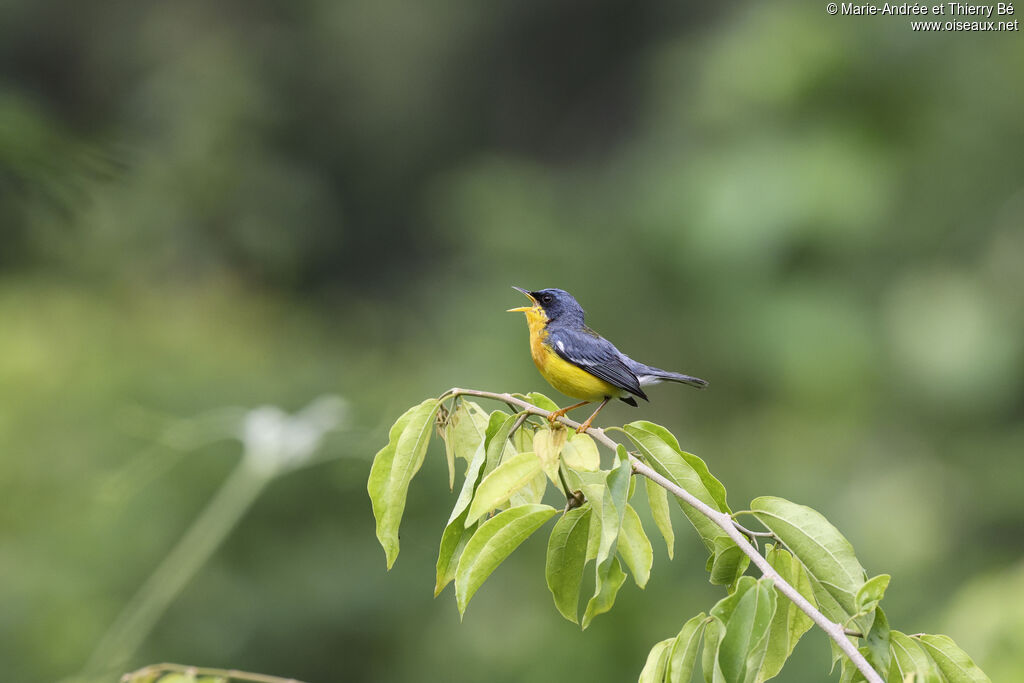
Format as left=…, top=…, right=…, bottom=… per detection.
left=541, top=294, right=553, bottom=305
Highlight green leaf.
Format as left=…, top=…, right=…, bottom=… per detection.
left=368, top=398, right=441, bottom=569
left=442, top=399, right=490, bottom=490
left=434, top=508, right=476, bottom=597
left=862, top=606, right=891, bottom=676
left=889, top=631, right=943, bottom=683
left=917, top=634, right=992, bottom=683
left=509, top=469, right=548, bottom=507
left=750, top=497, right=867, bottom=626
left=757, top=545, right=815, bottom=682
left=569, top=469, right=608, bottom=562
left=701, top=616, right=726, bottom=683
left=626, top=421, right=729, bottom=510
left=576, top=454, right=632, bottom=630
left=482, top=411, right=521, bottom=477
left=638, top=638, right=674, bottom=683
left=512, top=420, right=535, bottom=454
left=712, top=577, right=777, bottom=683
left=624, top=421, right=741, bottom=585
left=707, top=579, right=754, bottom=678
left=667, top=613, right=709, bottom=683
left=581, top=556, right=627, bottom=629
left=708, top=536, right=750, bottom=588
left=856, top=574, right=890, bottom=614
left=435, top=416, right=497, bottom=594
left=485, top=409, right=511, bottom=437
left=618, top=504, right=654, bottom=588
left=455, top=504, right=557, bottom=616
left=644, top=476, right=675, bottom=560
left=563, top=432, right=601, bottom=471
left=534, top=426, right=567, bottom=484
left=466, top=452, right=543, bottom=525
left=829, top=637, right=845, bottom=675
left=594, top=453, right=632, bottom=567
left=837, top=654, right=865, bottom=683
left=545, top=504, right=592, bottom=624
left=526, top=391, right=561, bottom=412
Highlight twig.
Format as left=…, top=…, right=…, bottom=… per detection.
left=122, top=662, right=305, bottom=683
left=443, top=388, right=884, bottom=683
left=507, top=412, right=531, bottom=439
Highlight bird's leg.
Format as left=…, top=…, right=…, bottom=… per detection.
left=575, top=396, right=611, bottom=433
left=548, top=400, right=590, bottom=424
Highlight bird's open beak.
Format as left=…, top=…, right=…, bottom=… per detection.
left=507, top=286, right=536, bottom=312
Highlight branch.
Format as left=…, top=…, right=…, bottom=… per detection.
left=442, top=388, right=884, bottom=683
left=122, top=662, right=305, bottom=683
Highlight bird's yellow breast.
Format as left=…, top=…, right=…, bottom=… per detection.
left=521, top=307, right=621, bottom=402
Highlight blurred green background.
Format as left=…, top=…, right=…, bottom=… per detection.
left=2, top=1, right=1023, bottom=681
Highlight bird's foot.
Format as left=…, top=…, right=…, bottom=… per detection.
left=547, top=400, right=589, bottom=424
left=575, top=419, right=594, bottom=434
left=547, top=408, right=569, bottom=423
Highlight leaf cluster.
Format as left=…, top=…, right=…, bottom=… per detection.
left=368, top=391, right=991, bottom=682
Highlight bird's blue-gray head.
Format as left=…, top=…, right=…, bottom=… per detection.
left=510, top=287, right=585, bottom=326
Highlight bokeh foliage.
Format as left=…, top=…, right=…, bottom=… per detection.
left=1, top=0, right=1022, bottom=681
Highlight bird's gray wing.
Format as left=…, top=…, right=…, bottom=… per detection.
left=546, top=326, right=648, bottom=400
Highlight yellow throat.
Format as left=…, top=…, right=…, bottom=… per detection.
left=508, top=303, right=620, bottom=402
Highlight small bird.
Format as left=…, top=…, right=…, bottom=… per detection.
left=508, top=287, right=707, bottom=432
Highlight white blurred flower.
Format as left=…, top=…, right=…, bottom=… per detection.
left=240, top=395, right=347, bottom=476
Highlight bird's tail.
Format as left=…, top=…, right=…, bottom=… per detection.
left=633, top=363, right=708, bottom=389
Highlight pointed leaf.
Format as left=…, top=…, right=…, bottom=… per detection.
left=757, top=545, right=815, bottom=682
left=435, top=432, right=492, bottom=594
left=545, top=504, right=592, bottom=623
left=568, top=469, right=607, bottom=562
left=638, top=638, right=674, bottom=683
left=482, top=411, right=521, bottom=476
left=509, top=469, right=548, bottom=507
left=709, top=536, right=750, bottom=588
left=856, top=574, right=891, bottom=614
left=701, top=616, right=726, bottom=683
left=435, top=508, right=476, bottom=596
left=889, top=631, right=943, bottom=683
left=917, top=634, right=992, bottom=683
left=707, top=577, right=755, bottom=681
left=667, top=613, right=709, bottom=683
left=644, top=476, right=675, bottom=559
left=714, top=577, right=777, bottom=683
left=512, top=421, right=535, bottom=453
left=534, top=426, right=567, bottom=484
left=619, top=504, right=654, bottom=588
left=442, top=399, right=490, bottom=489
left=626, top=421, right=729, bottom=509
left=750, top=497, right=866, bottom=624
left=581, top=556, right=627, bottom=629
left=862, top=606, right=891, bottom=676
left=829, top=637, right=845, bottom=675
left=837, top=654, right=866, bottom=683
left=563, top=432, right=601, bottom=471
left=455, top=504, right=557, bottom=616
left=526, top=391, right=561, bottom=412
left=594, top=453, right=632, bottom=567
left=368, top=398, right=441, bottom=569
left=624, top=422, right=740, bottom=585
left=466, top=452, right=543, bottom=525
left=576, top=454, right=632, bottom=630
